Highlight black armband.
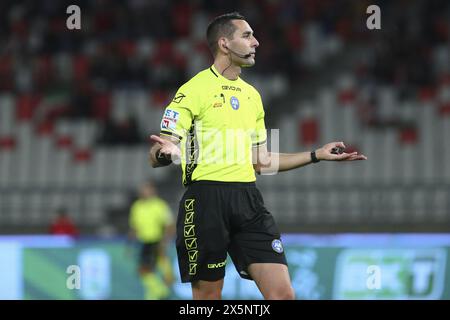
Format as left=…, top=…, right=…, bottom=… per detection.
left=156, top=149, right=173, bottom=166
left=310, top=151, right=320, bottom=163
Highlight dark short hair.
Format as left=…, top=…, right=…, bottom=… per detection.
left=206, top=12, right=246, bottom=56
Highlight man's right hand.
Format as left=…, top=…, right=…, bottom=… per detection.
left=150, top=135, right=181, bottom=165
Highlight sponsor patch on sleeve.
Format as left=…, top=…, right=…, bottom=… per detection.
left=161, top=109, right=180, bottom=130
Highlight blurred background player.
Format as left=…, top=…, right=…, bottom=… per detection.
left=128, top=180, right=175, bottom=300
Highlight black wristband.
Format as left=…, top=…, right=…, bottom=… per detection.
left=156, top=149, right=173, bottom=166
left=311, top=151, right=320, bottom=163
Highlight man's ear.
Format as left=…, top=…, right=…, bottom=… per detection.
left=218, top=38, right=228, bottom=52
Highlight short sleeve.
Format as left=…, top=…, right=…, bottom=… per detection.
left=252, top=91, right=267, bottom=147
left=159, top=84, right=200, bottom=141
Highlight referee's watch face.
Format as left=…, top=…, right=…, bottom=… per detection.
left=230, top=19, right=259, bottom=67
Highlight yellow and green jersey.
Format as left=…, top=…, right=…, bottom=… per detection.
left=129, top=197, right=173, bottom=243
left=159, top=65, right=267, bottom=185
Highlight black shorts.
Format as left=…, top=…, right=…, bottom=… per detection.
left=139, top=242, right=159, bottom=270
left=175, top=181, right=287, bottom=283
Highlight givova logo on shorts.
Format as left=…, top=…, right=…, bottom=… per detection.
left=208, top=260, right=226, bottom=269
left=184, top=198, right=197, bottom=275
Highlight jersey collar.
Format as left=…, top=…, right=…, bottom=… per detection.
left=210, top=65, right=241, bottom=82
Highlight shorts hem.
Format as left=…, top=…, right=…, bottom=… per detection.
left=237, top=259, right=288, bottom=280
left=181, top=275, right=225, bottom=283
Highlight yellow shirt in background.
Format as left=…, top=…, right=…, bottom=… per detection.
left=129, top=197, right=173, bottom=243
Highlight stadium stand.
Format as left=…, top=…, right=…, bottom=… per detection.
left=0, top=0, right=449, bottom=234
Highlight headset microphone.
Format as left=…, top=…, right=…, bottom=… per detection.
left=225, top=45, right=253, bottom=59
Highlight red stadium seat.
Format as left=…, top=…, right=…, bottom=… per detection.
left=172, top=3, right=192, bottom=37
left=439, top=102, right=450, bottom=116
left=399, top=127, right=418, bottom=145
left=93, top=92, right=111, bottom=120
left=300, top=118, right=319, bottom=145
left=0, top=136, right=16, bottom=151
left=73, top=55, right=90, bottom=81
left=16, top=94, right=41, bottom=121
left=73, top=148, right=92, bottom=163
left=338, top=89, right=356, bottom=104
left=36, top=121, right=54, bottom=136
left=418, top=87, right=436, bottom=102
left=55, top=135, right=74, bottom=149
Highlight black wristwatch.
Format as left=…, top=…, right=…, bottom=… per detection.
left=310, top=151, right=320, bottom=163
left=156, top=149, right=173, bottom=166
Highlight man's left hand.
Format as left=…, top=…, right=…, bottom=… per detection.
left=316, top=142, right=368, bottom=161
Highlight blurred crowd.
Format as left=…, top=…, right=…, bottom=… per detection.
left=362, top=1, right=449, bottom=97
left=0, top=0, right=448, bottom=139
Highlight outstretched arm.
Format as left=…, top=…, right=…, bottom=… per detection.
left=253, top=141, right=367, bottom=174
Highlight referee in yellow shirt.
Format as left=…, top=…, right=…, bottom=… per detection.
left=149, top=12, right=367, bottom=300
left=129, top=180, right=175, bottom=299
